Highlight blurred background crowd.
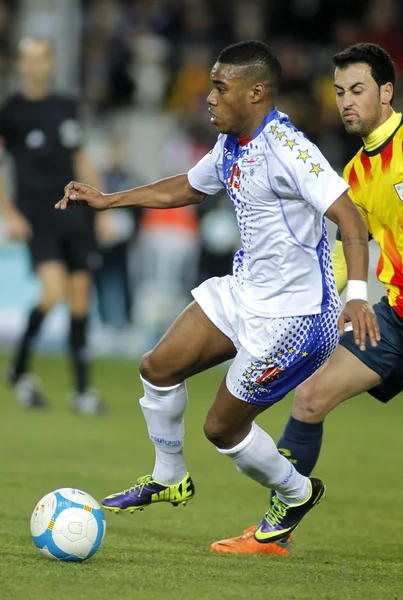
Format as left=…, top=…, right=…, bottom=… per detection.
left=0, top=0, right=400, bottom=357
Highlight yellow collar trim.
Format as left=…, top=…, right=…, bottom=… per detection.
left=363, top=111, right=402, bottom=151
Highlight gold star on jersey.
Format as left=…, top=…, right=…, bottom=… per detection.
left=310, top=163, right=324, bottom=176
left=297, top=149, right=311, bottom=163
left=284, top=139, right=298, bottom=150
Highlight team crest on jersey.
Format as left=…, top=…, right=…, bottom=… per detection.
left=393, top=181, right=403, bottom=202
left=240, top=157, right=262, bottom=177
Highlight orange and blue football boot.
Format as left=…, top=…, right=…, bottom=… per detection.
left=210, top=525, right=293, bottom=556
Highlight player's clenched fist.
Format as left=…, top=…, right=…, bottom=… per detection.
left=55, top=181, right=108, bottom=211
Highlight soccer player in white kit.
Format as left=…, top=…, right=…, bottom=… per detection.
left=56, top=41, right=379, bottom=544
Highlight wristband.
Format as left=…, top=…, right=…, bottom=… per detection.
left=346, top=280, right=368, bottom=303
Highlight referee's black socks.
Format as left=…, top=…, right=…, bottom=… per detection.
left=69, top=315, right=89, bottom=394
left=11, top=306, right=46, bottom=380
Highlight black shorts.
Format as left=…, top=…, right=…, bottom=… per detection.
left=339, top=296, right=403, bottom=403
left=27, top=221, right=102, bottom=273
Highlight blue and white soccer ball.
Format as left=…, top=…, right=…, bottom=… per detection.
left=30, top=488, right=106, bottom=562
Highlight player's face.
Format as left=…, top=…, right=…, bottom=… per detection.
left=334, top=63, right=386, bottom=137
left=207, top=62, right=255, bottom=136
left=17, top=41, right=53, bottom=85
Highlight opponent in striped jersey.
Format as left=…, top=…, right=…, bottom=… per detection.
left=340, top=111, right=403, bottom=315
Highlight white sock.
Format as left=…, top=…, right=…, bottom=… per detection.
left=217, top=422, right=310, bottom=504
left=139, top=376, right=188, bottom=485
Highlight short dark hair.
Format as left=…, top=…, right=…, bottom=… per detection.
left=217, top=40, right=282, bottom=93
left=333, top=43, right=395, bottom=89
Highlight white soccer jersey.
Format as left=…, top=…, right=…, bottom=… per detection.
left=188, top=108, right=348, bottom=317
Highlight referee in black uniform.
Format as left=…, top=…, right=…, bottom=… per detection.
left=0, top=36, right=109, bottom=414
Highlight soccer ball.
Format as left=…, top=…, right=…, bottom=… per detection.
left=30, top=488, right=106, bottom=562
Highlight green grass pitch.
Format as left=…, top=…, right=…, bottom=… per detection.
left=0, top=354, right=402, bottom=600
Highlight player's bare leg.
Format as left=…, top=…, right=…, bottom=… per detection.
left=291, top=345, right=382, bottom=422
left=7, top=261, right=67, bottom=407
left=102, top=301, right=237, bottom=513
left=37, top=261, right=68, bottom=310
left=140, top=301, right=237, bottom=385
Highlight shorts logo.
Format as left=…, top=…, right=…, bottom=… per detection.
left=255, top=366, right=283, bottom=386
left=393, top=181, right=403, bottom=202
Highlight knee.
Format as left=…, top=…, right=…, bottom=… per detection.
left=139, top=352, right=157, bottom=383
left=293, top=378, right=330, bottom=422
left=139, top=351, right=172, bottom=387
left=39, top=289, right=65, bottom=312
left=203, top=413, right=233, bottom=448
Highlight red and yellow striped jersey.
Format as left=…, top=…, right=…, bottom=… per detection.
left=343, top=111, right=403, bottom=317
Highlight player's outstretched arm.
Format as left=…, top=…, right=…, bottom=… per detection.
left=325, top=191, right=380, bottom=350
left=55, top=174, right=206, bottom=211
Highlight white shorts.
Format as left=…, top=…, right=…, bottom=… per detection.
left=192, top=275, right=339, bottom=406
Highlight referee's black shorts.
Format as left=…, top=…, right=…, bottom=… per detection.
left=339, top=296, right=403, bottom=402
left=26, top=216, right=101, bottom=273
